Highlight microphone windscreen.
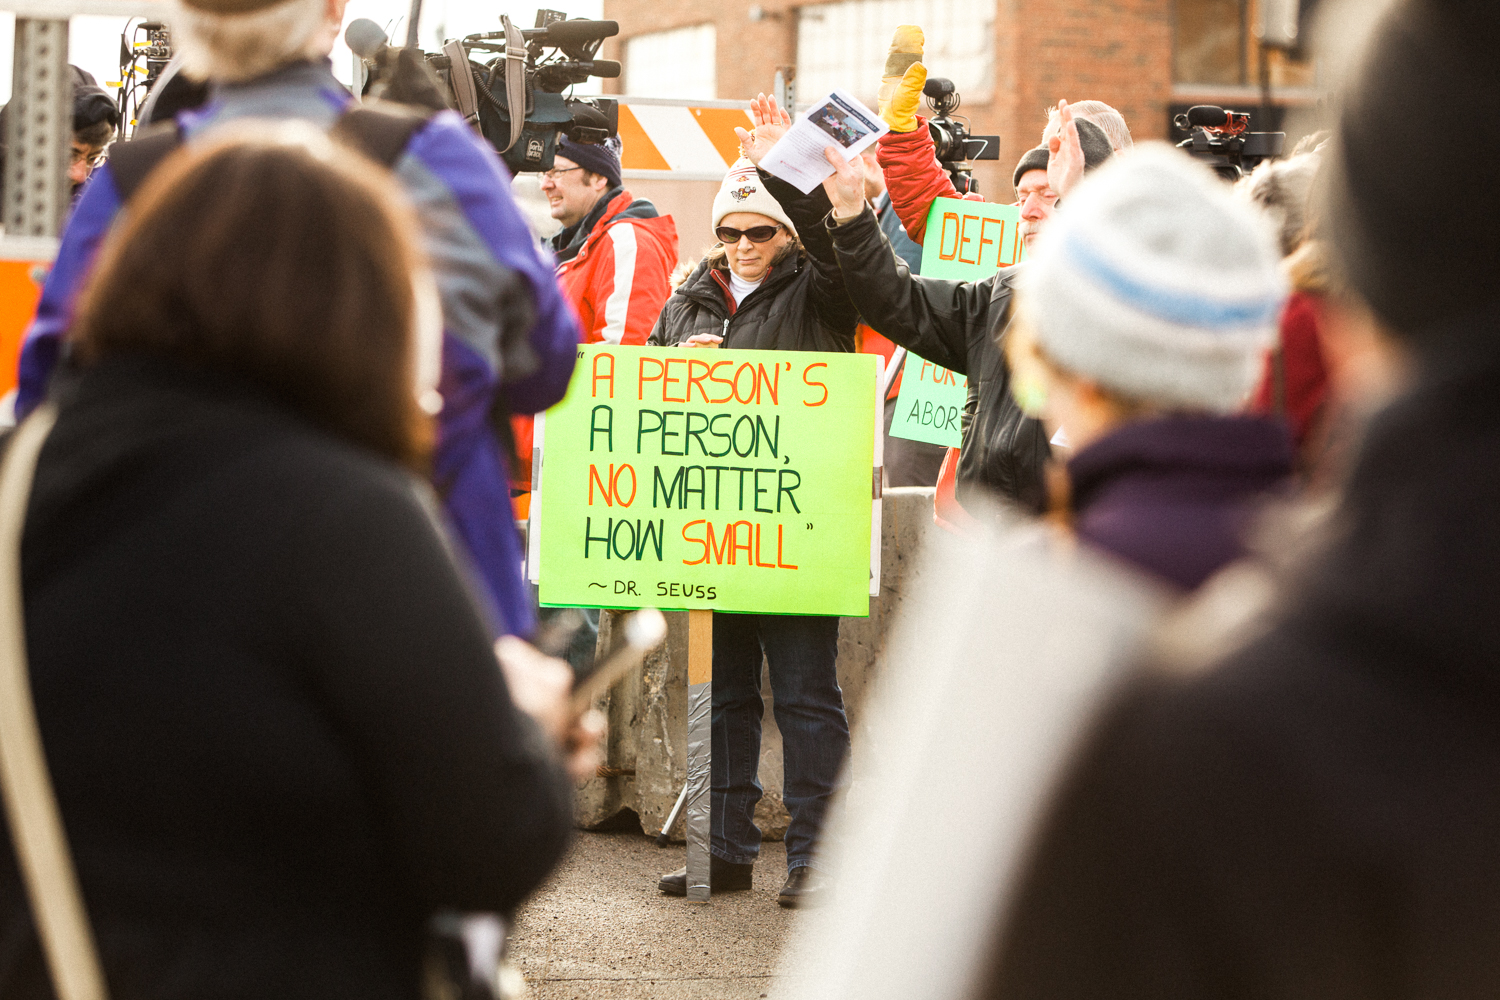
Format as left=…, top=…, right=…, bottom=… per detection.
left=922, top=77, right=956, bottom=100
left=545, top=19, right=620, bottom=48
left=1185, top=105, right=1228, bottom=128
left=345, top=18, right=389, bottom=59
left=589, top=60, right=622, bottom=78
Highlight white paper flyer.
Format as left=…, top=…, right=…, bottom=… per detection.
left=759, top=89, right=890, bottom=194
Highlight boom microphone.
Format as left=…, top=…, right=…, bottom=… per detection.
left=586, top=60, right=621, bottom=78
left=543, top=18, right=619, bottom=48
left=345, top=18, right=390, bottom=60
left=1185, top=105, right=1229, bottom=128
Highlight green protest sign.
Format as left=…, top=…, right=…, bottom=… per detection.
left=919, top=196, right=1026, bottom=280
left=533, top=345, right=878, bottom=617
left=888, top=355, right=968, bottom=448
left=889, top=198, right=1026, bottom=447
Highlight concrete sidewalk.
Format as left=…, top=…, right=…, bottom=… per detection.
left=510, top=830, right=799, bottom=999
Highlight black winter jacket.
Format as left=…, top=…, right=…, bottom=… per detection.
left=828, top=206, right=1049, bottom=513
left=0, top=356, right=573, bottom=1000
left=649, top=172, right=858, bottom=353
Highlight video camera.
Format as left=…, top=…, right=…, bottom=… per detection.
left=116, top=20, right=173, bottom=135
left=1173, top=105, right=1284, bottom=181
left=350, top=9, right=620, bottom=174
left=922, top=76, right=999, bottom=195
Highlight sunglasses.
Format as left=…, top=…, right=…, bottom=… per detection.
left=715, top=224, right=783, bottom=244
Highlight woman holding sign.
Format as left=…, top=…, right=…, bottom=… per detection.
left=649, top=94, right=859, bottom=909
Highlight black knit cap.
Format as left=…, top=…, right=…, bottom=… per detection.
left=556, top=135, right=622, bottom=189
left=1011, top=118, right=1113, bottom=189
left=1328, top=0, right=1500, bottom=338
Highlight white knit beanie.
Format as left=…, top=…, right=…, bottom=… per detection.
left=1021, top=144, right=1287, bottom=413
left=712, top=158, right=797, bottom=237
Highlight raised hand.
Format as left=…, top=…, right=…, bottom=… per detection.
left=734, top=92, right=794, bottom=165
left=1047, top=99, right=1086, bottom=199
left=821, top=146, right=868, bottom=221
left=878, top=25, right=926, bottom=133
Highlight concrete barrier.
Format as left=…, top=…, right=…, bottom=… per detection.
left=575, top=487, right=939, bottom=839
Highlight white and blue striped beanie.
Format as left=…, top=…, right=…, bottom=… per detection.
left=1021, top=144, right=1287, bottom=412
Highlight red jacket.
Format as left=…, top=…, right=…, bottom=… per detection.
left=554, top=190, right=678, bottom=346
left=1250, top=290, right=1329, bottom=451
left=877, top=118, right=962, bottom=245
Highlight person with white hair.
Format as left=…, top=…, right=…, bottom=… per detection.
left=15, top=0, right=580, bottom=641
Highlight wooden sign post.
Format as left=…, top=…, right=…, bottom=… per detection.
left=684, top=609, right=712, bottom=902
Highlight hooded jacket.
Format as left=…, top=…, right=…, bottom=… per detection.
left=828, top=206, right=1049, bottom=512
left=648, top=172, right=858, bottom=353
left=549, top=187, right=678, bottom=346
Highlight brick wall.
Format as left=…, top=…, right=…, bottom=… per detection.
left=602, top=0, right=1173, bottom=199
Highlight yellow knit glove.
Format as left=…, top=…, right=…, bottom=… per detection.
left=878, top=25, right=925, bottom=133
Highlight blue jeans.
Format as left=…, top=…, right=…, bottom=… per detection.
left=710, top=613, right=849, bottom=871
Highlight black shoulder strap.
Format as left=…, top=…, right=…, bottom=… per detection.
left=107, top=102, right=434, bottom=203
left=107, top=120, right=183, bottom=202
left=330, top=102, right=437, bottom=169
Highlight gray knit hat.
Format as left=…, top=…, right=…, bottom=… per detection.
left=1021, top=144, right=1286, bottom=412
left=1012, top=118, right=1113, bottom=189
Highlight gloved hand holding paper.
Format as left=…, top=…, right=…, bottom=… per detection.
left=758, top=89, right=890, bottom=194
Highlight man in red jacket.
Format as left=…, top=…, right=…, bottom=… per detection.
left=540, top=136, right=678, bottom=345
left=513, top=137, right=680, bottom=510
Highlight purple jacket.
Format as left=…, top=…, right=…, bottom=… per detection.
left=1068, top=414, right=1293, bottom=590
left=16, top=61, right=579, bottom=638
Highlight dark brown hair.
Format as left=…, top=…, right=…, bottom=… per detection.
left=70, top=129, right=431, bottom=469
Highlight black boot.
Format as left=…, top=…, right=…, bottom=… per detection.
left=777, top=866, right=832, bottom=909
left=658, top=854, right=755, bottom=895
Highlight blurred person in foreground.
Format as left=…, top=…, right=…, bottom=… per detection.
left=15, top=0, right=578, bottom=639
left=649, top=94, right=859, bottom=909
left=982, top=1, right=1500, bottom=995
left=820, top=106, right=1109, bottom=517
left=1003, top=146, right=1294, bottom=591
left=0, top=130, right=598, bottom=999
left=777, top=0, right=1491, bottom=981
left=967, top=8, right=1500, bottom=993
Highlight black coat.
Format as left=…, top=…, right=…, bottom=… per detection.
left=648, top=172, right=858, bottom=353
left=827, top=206, right=1049, bottom=513
left=0, top=356, right=573, bottom=1000
left=980, top=316, right=1500, bottom=997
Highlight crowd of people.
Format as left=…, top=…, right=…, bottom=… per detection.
left=0, top=0, right=1495, bottom=994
